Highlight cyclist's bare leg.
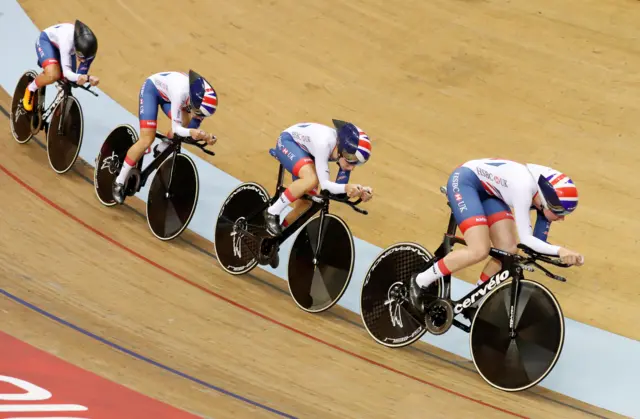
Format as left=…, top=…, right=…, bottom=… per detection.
left=23, top=64, right=61, bottom=111
left=284, top=164, right=318, bottom=198
left=477, top=219, right=518, bottom=284
left=115, top=127, right=156, bottom=183
left=264, top=164, right=318, bottom=235
left=111, top=127, right=156, bottom=204
left=415, top=225, right=491, bottom=288
left=35, top=64, right=62, bottom=88
left=283, top=199, right=313, bottom=227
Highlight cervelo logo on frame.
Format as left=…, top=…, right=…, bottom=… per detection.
left=0, top=375, right=89, bottom=417
left=453, top=269, right=510, bottom=314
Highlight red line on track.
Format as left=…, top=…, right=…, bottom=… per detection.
left=0, top=163, right=527, bottom=419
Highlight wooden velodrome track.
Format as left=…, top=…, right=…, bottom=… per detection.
left=2, top=0, right=638, bottom=417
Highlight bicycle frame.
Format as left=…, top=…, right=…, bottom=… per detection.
left=234, top=161, right=364, bottom=265
left=269, top=163, right=333, bottom=247
left=130, top=132, right=214, bottom=195
left=40, top=80, right=97, bottom=135
left=136, top=137, right=182, bottom=191
left=40, top=82, right=70, bottom=135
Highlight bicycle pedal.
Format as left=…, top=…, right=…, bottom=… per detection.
left=124, top=169, right=142, bottom=196
left=269, top=251, right=280, bottom=269
left=257, top=240, right=278, bottom=266
left=30, top=112, right=43, bottom=134
left=425, top=299, right=454, bottom=335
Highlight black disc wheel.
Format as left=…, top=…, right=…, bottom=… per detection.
left=146, top=153, right=199, bottom=241
left=288, top=213, right=354, bottom=313
left=46, top=96, right=83, bottom=174
left=470, top=279, right=565, bottom=391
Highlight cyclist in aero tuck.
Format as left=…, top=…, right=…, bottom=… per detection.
left=112, top=70, right=218, bottom=204
left=264, top=119, right=374, bottom=237
left=23, top=20, right=100, bottom=129
left=410, top=158, right=585, bottom=313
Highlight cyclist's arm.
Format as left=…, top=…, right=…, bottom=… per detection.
left=314, top=144, right=346, bottom=194
left=59, top=40, right=80, bottom=82
left=169, top=92, right=191, bottom=138
left=513, top=199, right=560, bottom=256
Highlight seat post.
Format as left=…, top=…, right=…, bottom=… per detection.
left=274, top=164, right=285, bottom=196
left=445, top=211, right=458, bottom=236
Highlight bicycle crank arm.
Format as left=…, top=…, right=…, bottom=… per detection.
left=383, top=297, right=398, bottom=306
left=452, top=319, right=470, bottom=333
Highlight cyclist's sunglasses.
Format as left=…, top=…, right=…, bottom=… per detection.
left=75, top=52, right=94, bottom=60
left=187, top=101, right=205, bottom=117
left=340, top=150, right=361, bottom=165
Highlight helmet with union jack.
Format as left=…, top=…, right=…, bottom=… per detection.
left=527, top=163, right=578, bottom=216
left=332, top=119, right=371, bottom=165
left=188, top=70, right=218, bottom=117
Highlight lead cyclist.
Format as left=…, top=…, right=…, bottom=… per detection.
left=410, top=158, right=585, bottom=312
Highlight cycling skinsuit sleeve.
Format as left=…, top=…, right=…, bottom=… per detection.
left=169, top=86, right=191, bottom=138
left=312, top=141, right=347, bottom=194
left=512, top=192, right=560, bottom=255
left=59, top=35, right=80, bottom=82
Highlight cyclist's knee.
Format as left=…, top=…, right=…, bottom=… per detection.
left=297, top=166, right=318, bottom=190
left=467, top=242, right=491, bottom=264
left=304, top=178, right=319, bottom=193
left=490, top=234, right=518, bottom=255
left=501, top=242, right=518, bottom=255
left=44, top=65, right=61, bottom=82
left=137, top=133, right=155, bottom=149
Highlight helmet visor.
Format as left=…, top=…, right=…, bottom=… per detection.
left=340, top=149, right=361, bottom=165
left=185, top=98, right=205, bottom=117
left=75, top=51, right=90, bottom=60
left=191, top=106, right=205, bottom=117
left=538, top=176, right=571, bottom=216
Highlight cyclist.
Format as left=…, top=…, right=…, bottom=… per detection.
left=410, top=158, right=584, bottom=312
left=112, top=70, right=218, bottom=204
left=263, top=120, right=374, bottom=238
left=23, top=20, right=100, bottom=120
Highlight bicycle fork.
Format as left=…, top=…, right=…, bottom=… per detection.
left=507, top=267, right=523, bottom=338
left=164, top=149, right=180, bottom=199
left=311, top=211, right=327, bottom=266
